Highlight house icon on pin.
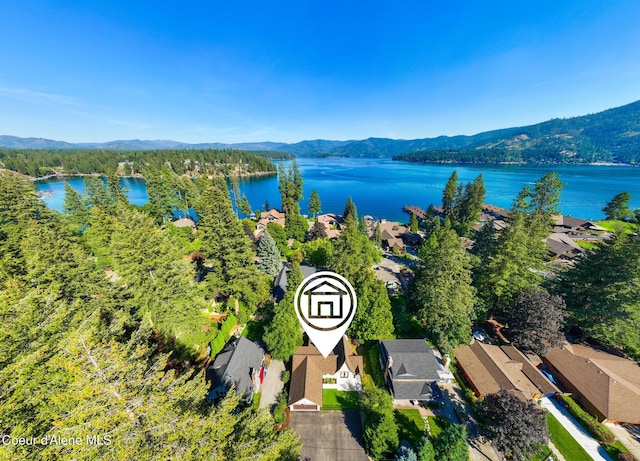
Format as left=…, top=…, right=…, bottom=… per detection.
left=303, top=280, right=349, bottom=319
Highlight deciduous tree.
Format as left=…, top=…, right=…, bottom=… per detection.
left=478, top=390, right=548, bottom=461
left=505, top=287, right=567, bottom=355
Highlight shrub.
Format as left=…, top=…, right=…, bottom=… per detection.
left=557, top=395, right=615, bottom=443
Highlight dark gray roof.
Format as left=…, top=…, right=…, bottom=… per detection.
left=207, top=337, right=264, bottom=402
left=380, top=340, right=444, bottom=400
left=390, top=381, right=434, bottom=400
left=273, top=263, right=319, bottom=302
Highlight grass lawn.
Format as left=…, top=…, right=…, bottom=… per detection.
left=321, top=389, right=360, bottom=411
left=596, top=220, right=637, bottom=234
left=395, top=409, right=426, bottom=446
left=426, top=416, right=446, bottom=439
left=547, top=413, right=593, bottom=461
left=576, top=240, right=600, bottom=250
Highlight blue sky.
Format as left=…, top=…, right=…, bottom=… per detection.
left=1, top=1, right=639, bottom=143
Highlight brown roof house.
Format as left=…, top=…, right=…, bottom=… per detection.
left=257, top=208, right=285, bottom=230
left=455, top=340, right=559, bottom=399
left=379, top=339, right=454, bottom=403
left=316, top=213, right=343, bottom=239
left=543, top=343, right=640, bottom=424
left=288, top=336, right=363, bottom=411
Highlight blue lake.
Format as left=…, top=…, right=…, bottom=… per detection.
left=36, top=158, right=640, bottom=222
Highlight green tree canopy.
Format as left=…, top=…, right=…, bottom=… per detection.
left=411, top=220, right=476, bottom=353
left=256, top=230, right=283, bottom=278
left=308, top=189, right=321, bottom=217
left=603, top=191, right=632, bottom=221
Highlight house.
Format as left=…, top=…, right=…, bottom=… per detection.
left=316, top=213, right=343, bottom=239
left=454, top=340, right=559, bottom=399
left=553, top=215, right=607, bottom=233
left=172, top=217, right=196, bottom=229
left=482, top=205, right=510, bottom=220
left=257, top=208, right=286, bottom=230
left=303, top=280, right=348, bottom=318
left=273, top=263, right=319, bottom=303
left=379, top=339, right=453, bottom=404
left=289, top=336, right=363, bottom=411
left=546, top=232, right=585, bottom=260
left=206, top=337, right=265, bottom=405
left=543, top=342, right=640, bottom=424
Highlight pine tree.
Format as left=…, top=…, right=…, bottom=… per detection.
left=308, top=189, right=321, bottom=218
left=256, top=231, right=283, bottom=277
left=239, top=194, right=252, bottom=216
left=411, top=220, right=476, bottom=353
left=409, top=213, right=419, bottom=233
left=264, top=263, right=303, bottom=361
left=442, top=171, right=458, bottom=219
left=62, top=182, right=89, bottom=228
left=348, top=272, right=395, bottom=341
left=603, top=191, right=632, bottom=221
left=328, top=215, right=380, bottom=286
left=197, top=184, right=269, bottom=310
left=342, top=196, right=358, bottom=223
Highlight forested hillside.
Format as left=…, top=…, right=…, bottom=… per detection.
left=0, top=171, right=300, bottom=460
left=0, top=148, right=281, bottom=178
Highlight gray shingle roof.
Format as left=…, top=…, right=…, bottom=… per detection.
left=207, top=337, right=264, bottom=402
left=380, top=339, right=445, bottom=400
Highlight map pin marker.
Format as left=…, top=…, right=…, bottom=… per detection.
left=294, top=271, right=358, bottom=358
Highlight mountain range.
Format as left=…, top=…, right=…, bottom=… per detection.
left=2, top=100, right=640, bottom=163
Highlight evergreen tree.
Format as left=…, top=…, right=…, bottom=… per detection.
left=411, top=221, right=476, bottom=353
left=278, top=161, right=303, bottom=215
left=417, top=437, right=436, bottom=461
left=328, top=215, right=380, bottom=286
left=196, top=184, right=268, bottom=310
left=342, top=196, right=358, bottom=223
left=62, top=182, right=90, bottom=231
left=409, top=213, right=419, bottom=233
left=85, top=176, right=116, bottom=212
left=442, top=170, right=458, bottom=219
left=239, top=194, right=252, bottom=216
left=308, top=189, right=322, bottom=218
left=451, top=174, right=485, bottom=236
left=106, top=169, right=128, bottom=206
left=285, top=213, right=309, bottom=242
left=348, top=272, right=395, bottom=342
left=374, top=222, right=382, bottom=248
left=264, top=263, right=304, bottom=361
left=554, top=231, right=640, bottom=361
left=603, top=191, right=632, bottom=221
left=256, top=231, right=283, bottom=277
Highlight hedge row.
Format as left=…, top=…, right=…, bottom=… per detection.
left=556, top=394, right=615, bottom=443
left=210, top=313, right=238, bottom=357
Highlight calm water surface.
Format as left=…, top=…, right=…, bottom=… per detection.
left=36, top=159, right=640, bottom=222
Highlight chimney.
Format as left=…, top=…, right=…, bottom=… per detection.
left=443, top=354, right=451, bottom=369
left=387, top=356, right=393, bottom=370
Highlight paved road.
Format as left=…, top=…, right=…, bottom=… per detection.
left=259, top=359, right=285, bottom=409
left=606, top=423, right=640, bottom=460
left=289, top=411, right=368, bottom=461
left=541, top=397, right=614, bottom=461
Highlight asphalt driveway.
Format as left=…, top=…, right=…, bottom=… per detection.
left=289, top=411, right=368, bottom=461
